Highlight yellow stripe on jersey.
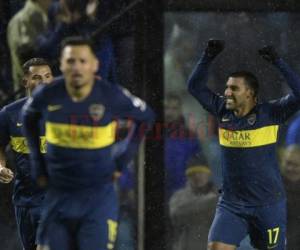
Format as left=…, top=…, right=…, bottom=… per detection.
left=46, top=121, right=117, bottom=149
left=219, top=125, right=279, bottom=148
left=10, top=136, right=47, bottom=154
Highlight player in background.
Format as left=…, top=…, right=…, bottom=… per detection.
left=0, top=57, right=53, bottom=250
left=187, top=40, right=300, bottom=250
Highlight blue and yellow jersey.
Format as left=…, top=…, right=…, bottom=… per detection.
left=188, top=54, right=300, bottom=206
left=0, top=97, right=45, bottom=206
left=22, top=78, right=155, bottom=190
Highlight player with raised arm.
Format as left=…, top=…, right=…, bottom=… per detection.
left=187, top=40, right=300, bottom=250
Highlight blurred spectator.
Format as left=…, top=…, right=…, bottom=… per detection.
left=109, top=0, right=137, bottom=93
left=7, top=0, right=52, bottom=90
left=36, top=0, right=116, bottom=82
left=0, top=1, right=13, bottom=95
left=164, top=93, right=201, bottom=200
left=285, top=112, right=300, bottom=146
left=164, top=24, right=197, bottom=95
left=165, top=25, right=205, bottom=123
left=169, top=154, right=218, bottom=250
left=281, top=145, right=300, bottom=249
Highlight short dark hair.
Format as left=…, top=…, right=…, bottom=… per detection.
left=60, top=36, right=96, bottom=55
left=228, top=71, right=259, bottom=97
left=22, top=58, right=50, bottom=75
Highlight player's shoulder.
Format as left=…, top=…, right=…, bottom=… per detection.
left=258, top=101, right=276, bottom=113
left=95, top=79, right=120, bottom=91
left=32, top=77, right=65, bottom=98
left=1, top=97, right=28, bottom=113
left=43, top=76, right=65, bottom=91
left=94, top=79, right=127, bottom=98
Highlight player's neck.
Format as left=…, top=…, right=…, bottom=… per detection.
left=66, top=80, right=95, bottom=102
left=233, top=103, right=256, bottom=117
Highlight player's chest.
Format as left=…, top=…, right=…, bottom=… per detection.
left=218, top=112, right=279, bottom=148
left=8, top=112, right=23, bottom=136
left=45, top=99, right=112, bottom=126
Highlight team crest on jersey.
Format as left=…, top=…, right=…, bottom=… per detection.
left=89, top=104, right=105, bottom=121
left=247, top=113, right=256, bottom=125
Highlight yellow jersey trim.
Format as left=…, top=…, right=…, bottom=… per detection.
left=46, top=121, right=117, bottom=149
left=219, top=125, right=279, bottom=148
left=10, top=136, right=47, bottom=154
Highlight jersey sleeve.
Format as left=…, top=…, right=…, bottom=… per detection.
left=22, top=85, right=48, bottom=183
left=108, top=84, right=155, bottom=125
left=268, top=59, right=300, bottom=123
left=22, top=84, right=48, bottom=116
left=106, top=84, right=155, bottom=170
left=187, top=52, right=225, bottom=117
left=0, top=107, right=10, bottom=147
left=268, top=95, right=300, bottom=123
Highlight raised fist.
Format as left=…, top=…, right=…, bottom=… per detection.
left=205, top=39, right=225, bottom=59
left=258, top=46, right=279, bottom=63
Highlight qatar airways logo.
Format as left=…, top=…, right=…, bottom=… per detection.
left=222, top=130, right=252, bottom=146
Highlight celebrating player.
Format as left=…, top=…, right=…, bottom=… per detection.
left=187, top=40, right=300, bottom=250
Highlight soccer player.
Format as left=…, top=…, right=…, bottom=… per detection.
left=187, top=40, right=300, bottom=250
left=0, top=57, right=53, bottom=250
left=22, top=36, right=155, bottom=250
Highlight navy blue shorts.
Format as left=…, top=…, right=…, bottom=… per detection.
left=38, top=183, right=119, bottom=250
left=208, top=199, right=286, bottom=250
left=14, top=205, right=42, bottom=250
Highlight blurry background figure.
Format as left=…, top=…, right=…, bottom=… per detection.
left=40, top=0, right=138, bottom=88
left=0, top=1, right=13, bottom=98
left=164, top=22, right=223, bottom=188
left=164, top=93, right=201, bottom=200
left=164, top=24, right=197, bottom=95
left=281, top=145, right=300, bottom=249
left=285, top=111, right=300, bottom=146
left=164, top=23, right=209, bottom=138
left=169, top=154, right=217, bottom=250
left=37, top=0, right=116, bottom=82
left=7, top=0, right=52, bottom=91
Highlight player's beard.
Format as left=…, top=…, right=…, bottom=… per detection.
left=225, top=97, right=236, bottom=110
left=70, top=74, right=85, bottom=89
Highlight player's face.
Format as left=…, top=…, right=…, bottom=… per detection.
left=24, top=65, right=53, bottom=93
left=60, top=45, right=99, bottom=90
left=283, top=150, right=300, bottom=182
left=224, top=77, right=254, bottom=111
